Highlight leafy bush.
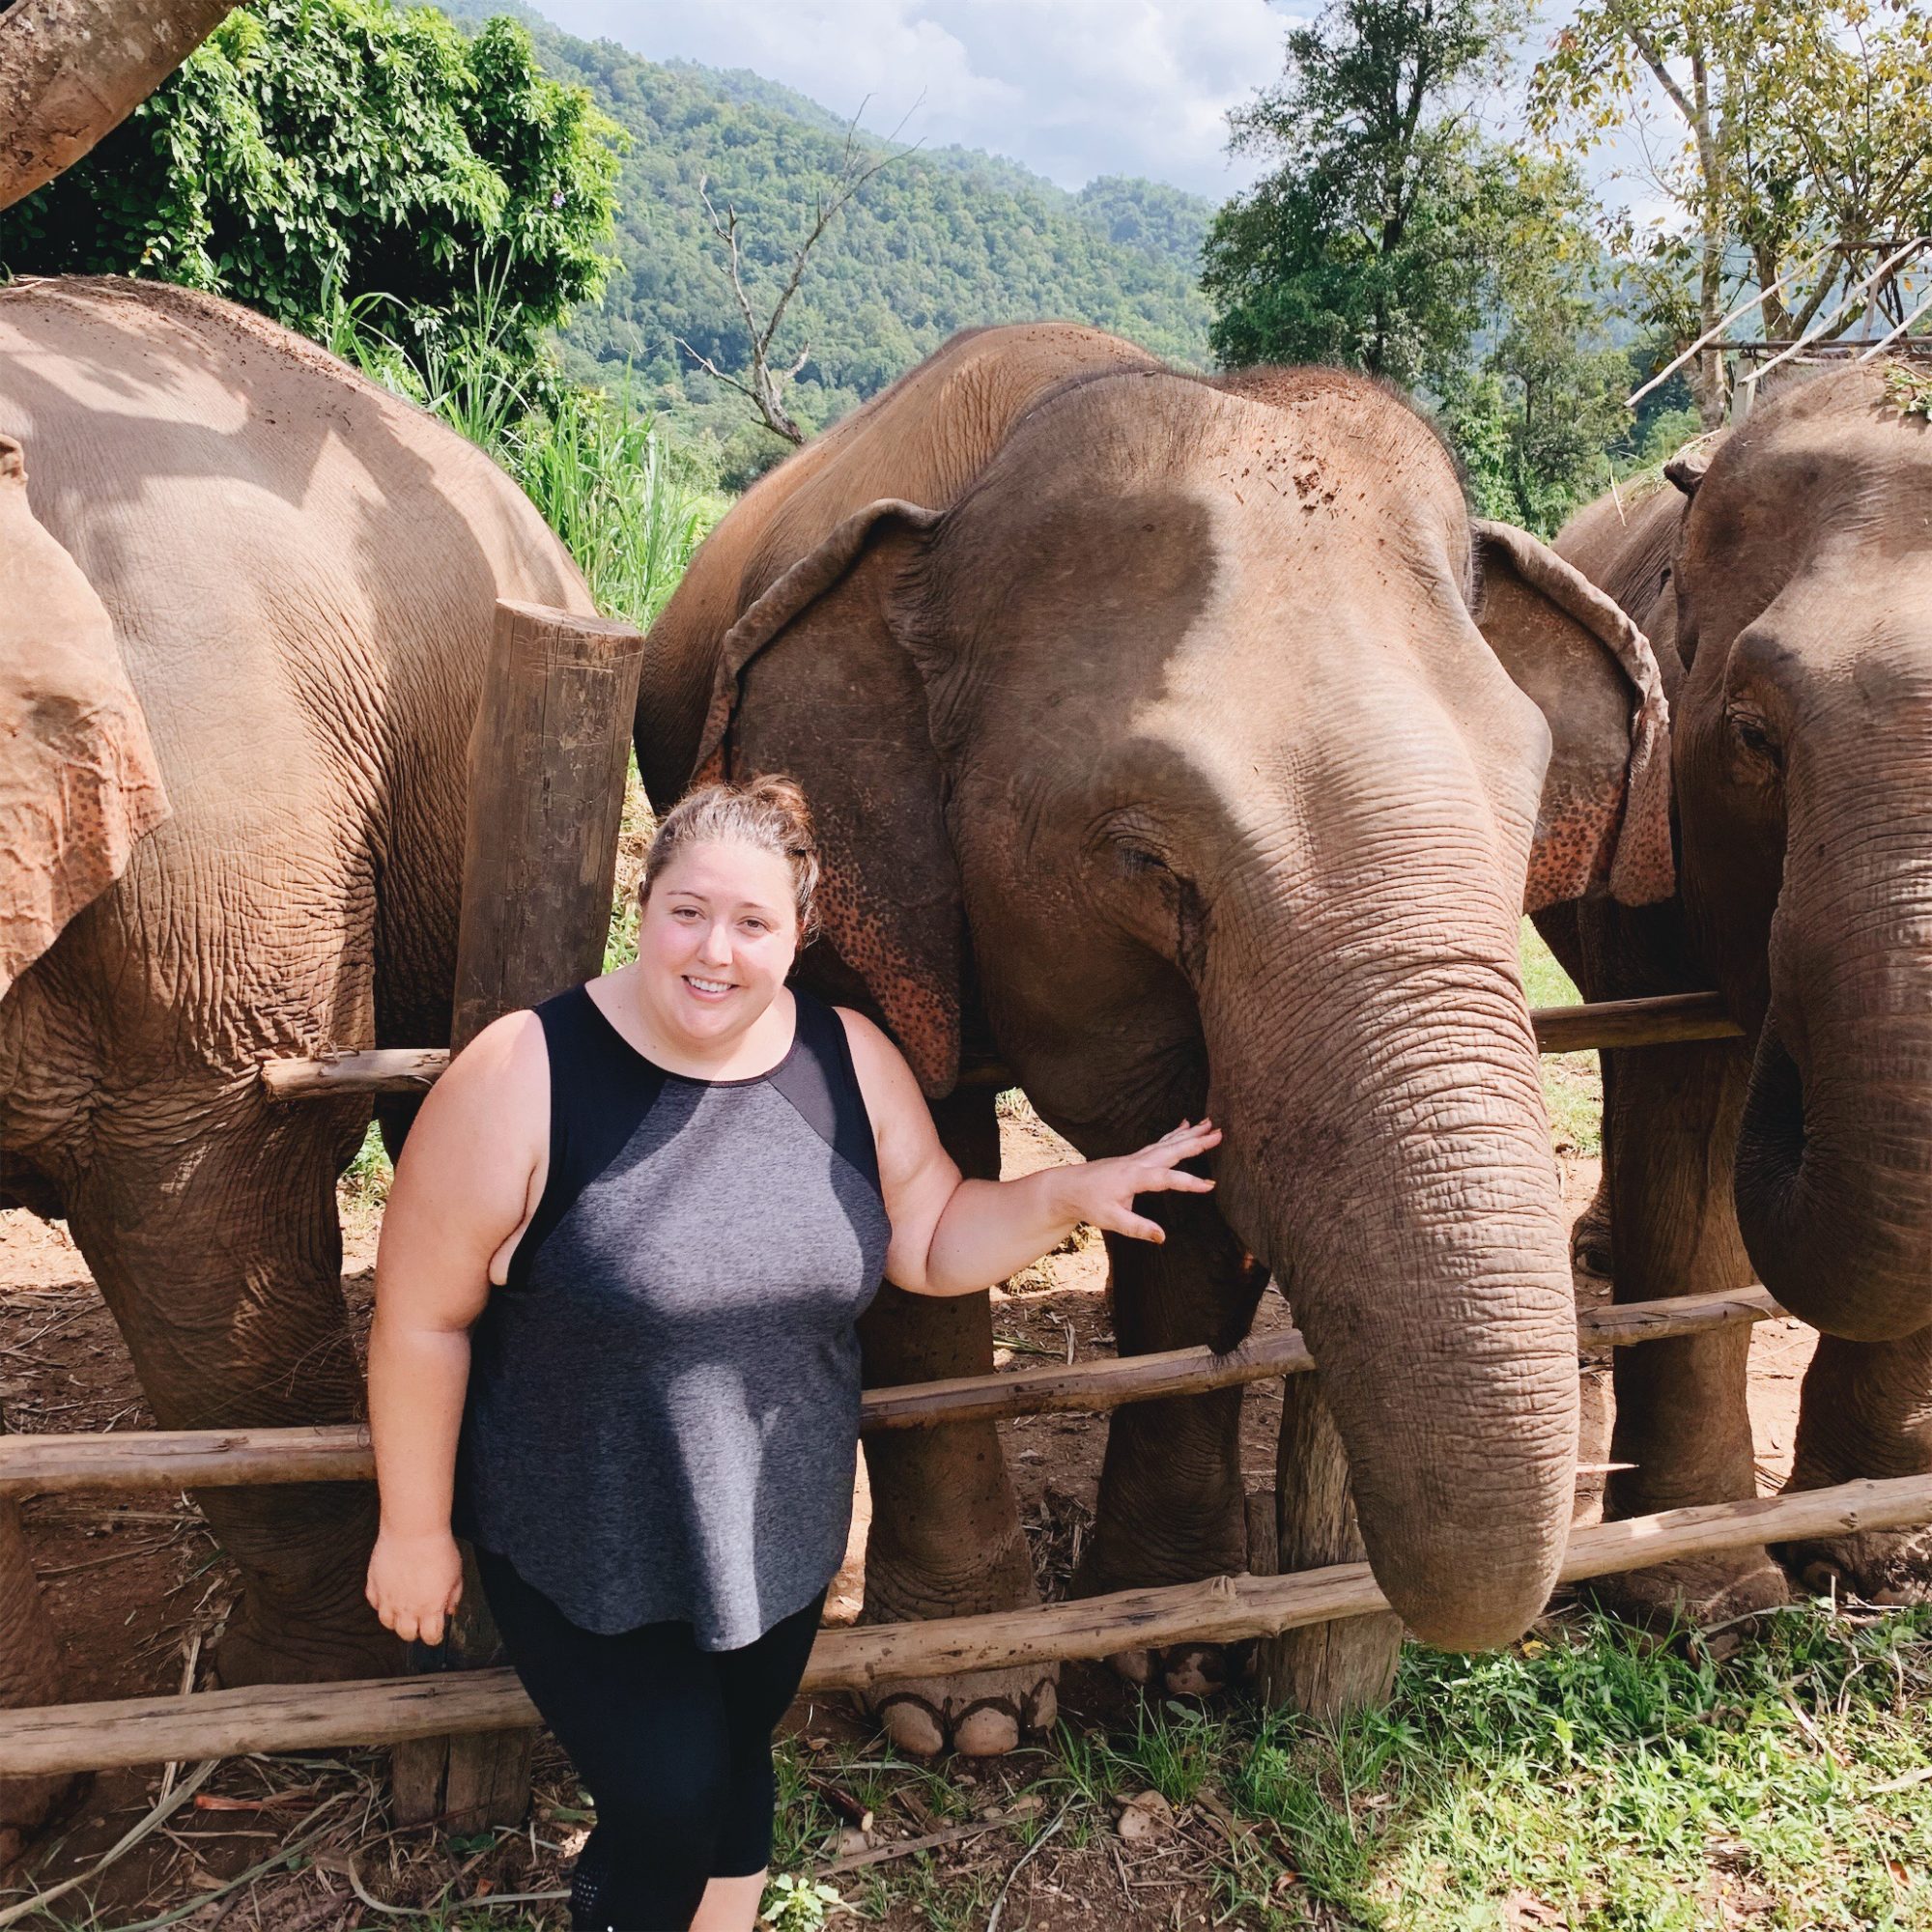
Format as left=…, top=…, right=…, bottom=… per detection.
left=0, top=0, right=621, bottom=360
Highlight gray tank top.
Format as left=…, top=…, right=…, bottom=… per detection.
left=452, top=983, right=891, bottom=1648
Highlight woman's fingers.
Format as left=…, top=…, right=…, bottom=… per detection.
left=1142, top=1169, right=1215, bottom=1193
left=1109, top=1211, right=1166, bottom=1243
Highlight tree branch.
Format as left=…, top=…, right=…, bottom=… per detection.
left=681, top=103, right=920, bottom=447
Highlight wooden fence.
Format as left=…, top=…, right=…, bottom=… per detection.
left=255, top=990, right=1746, bottom=1101
left=6, top=1276, right=1893, bottom=1783
left=0, top=604, right=1844, bottom=1797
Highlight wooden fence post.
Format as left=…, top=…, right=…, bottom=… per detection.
left=389, top=600, right=645, bottom=1833
left=1253, top=1375, right=1404, bottom=1719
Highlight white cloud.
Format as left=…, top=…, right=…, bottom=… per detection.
left=535, top=0, right=1297, bottom=199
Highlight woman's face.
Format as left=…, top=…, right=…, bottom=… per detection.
left=637, top=838, right=801, bottom=1038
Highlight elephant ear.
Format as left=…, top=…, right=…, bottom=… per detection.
left=696, top=499, right=962, bottom=1094
left=1472, top=519, right=1673, bottom=911
left=0, top=435, right=170, bottom=997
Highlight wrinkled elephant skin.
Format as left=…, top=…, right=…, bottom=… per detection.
left=0, top=277, right=591, bottom=1858
left=643, top=327, right=1674, bottom=1748
left=1540, top=365, right=1932, bottom=1615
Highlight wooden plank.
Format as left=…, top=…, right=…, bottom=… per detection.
left=0, top=1288, right=1783, bottom=1498
left=6, top=1470, right=1929, bottom=1776
left=259, top=992, right=1747, bottom=1098
left=1530, top=990, right=1742, bottom=1053
left=259, top=1046, right=449, bottom=1098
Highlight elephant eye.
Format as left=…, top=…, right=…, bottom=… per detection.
left=1726, top=703, right=1782, bottom=773
left=1117, top=841, right=1173, bottom=877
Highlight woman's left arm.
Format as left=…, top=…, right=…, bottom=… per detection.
left=840, top=1010, right=1220, bottom=1296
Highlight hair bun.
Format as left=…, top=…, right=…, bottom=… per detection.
left=639, top=773, right=823, bottom=944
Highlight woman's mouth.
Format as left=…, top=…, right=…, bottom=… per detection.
left=683, top=975, right=734, bottom=999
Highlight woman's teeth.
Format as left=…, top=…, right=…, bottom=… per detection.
left=685, top=976, right=732, bottom=994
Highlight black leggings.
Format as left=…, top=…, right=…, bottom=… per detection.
left=475, top=1550, right=825, bottom=1932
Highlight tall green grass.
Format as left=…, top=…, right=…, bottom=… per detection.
left=326, top=282, right=719, bottom=626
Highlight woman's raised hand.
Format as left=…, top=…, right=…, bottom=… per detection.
left=1062, top=1118, right=1221, bottom=1244
left=365, top=1526, right=465, bottom=1647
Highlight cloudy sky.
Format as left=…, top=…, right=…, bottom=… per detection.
left=537, top=0, right=1303, bottom=199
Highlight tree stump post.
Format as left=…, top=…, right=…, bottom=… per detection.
left=1253, top=1374, right=1404, bottom=1719
left=389, top=599, right=645, bottom=1833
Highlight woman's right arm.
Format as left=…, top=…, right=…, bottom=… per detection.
left=364, top=1009, right=548, bottom=1646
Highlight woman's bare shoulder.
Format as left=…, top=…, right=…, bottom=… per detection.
left=442, top=1008, right=547, bottom=1093
left=832, top=1007, right=924, bottom=1116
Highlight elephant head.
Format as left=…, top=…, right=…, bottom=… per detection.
left=0, top=432, right=169, bottom=1000
left=1660, top=368, right=1932, bottom=1340
left=690, top=367, right=1670, bottom=1647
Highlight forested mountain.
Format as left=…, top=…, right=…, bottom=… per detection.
left=436, top=0, right=1214, bottom=466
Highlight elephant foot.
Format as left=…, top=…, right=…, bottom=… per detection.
left=209, top=1562, right=401, bottom=1690
left=1074, top=1497, right=1248, bottom=1702
left=1106, top=1640, right=1246, bottom=1698
left=0, top=1771, right=88, bottom=1878
left=1571, top=1192, right=1613, bottom=1281
left=1580, top=1547, right=1791, bottom=1628
left=1776, top=1521, right=1932, bottom=1605
left=856, top=1533, right=1057, bottom=1757
left=867, top=1666, right=1059, bottom=1758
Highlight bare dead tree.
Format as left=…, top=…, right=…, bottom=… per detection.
left=677, top=105, right=917, bottom=445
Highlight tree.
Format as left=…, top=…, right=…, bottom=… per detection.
left=1530, top=0, right=1932, bottom=424
left=676, top=113, right=912, bottom=445
left=0, top=0, right=622, bottom=359
left=1200, top=0, right=1523, bottom=391
left=1204, top=0, right=1638, bottom=529
left=1441, top=152, right=1634, bottom=530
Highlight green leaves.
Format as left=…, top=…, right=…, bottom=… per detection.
left=0, top=0, right=621, bottom=360
left=1204, top=0, right=1644, bottom=533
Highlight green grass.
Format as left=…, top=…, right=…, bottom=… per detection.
left=341, top=1121, right=392, bottom=1208
left=327, top=282, right=721, bottom=630
left=758, top=1605, right=1932, bottom=1930
left=1522, top=917, right=1603, bottom=1158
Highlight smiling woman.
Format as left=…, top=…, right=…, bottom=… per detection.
left=361, top=773, right=1215, bottom=1932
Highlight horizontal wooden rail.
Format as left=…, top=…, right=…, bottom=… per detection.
left=2, top=1468, right=1919, bottom=1776
left=0, top=1288, right=1780, bottom=1498
left=257, top=993, right=1745, bottom=1100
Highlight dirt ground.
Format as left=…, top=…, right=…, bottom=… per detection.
left=0, top=1118, right=1820, bottom=1931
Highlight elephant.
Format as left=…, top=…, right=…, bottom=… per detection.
left=0, top=274, right=592, bottom=1859
left=1534, top=360, right=1932, bottom=1619
left=638, top=322, right=1678, bottom=1755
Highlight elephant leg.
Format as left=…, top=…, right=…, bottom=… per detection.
left=1074, top=1195, right=1267, bottom=1697
left=1592, top=1037, right=1790, bottom=1622
left=857, top=1087, right=1048, bottom=1759
left=1776, top=1325, right=1932, bottom=1601
left=0, top=1413, right=82, bottom=1872
left=66, top=1101, right=399, bottom=1687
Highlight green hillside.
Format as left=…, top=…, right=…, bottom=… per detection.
left=437, top=1, right=1214, bottom=465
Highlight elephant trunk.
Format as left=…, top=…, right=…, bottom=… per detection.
left=1203, top=876, right=1579, bottom=1652
left=1734, top=740, right=1932, bottom=1340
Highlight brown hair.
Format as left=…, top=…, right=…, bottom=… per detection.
left=639, top=775, right=821, bottom=943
